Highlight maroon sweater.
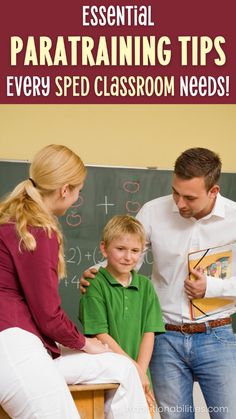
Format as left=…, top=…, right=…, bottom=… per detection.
left=0, top=223, right=85, bottom=358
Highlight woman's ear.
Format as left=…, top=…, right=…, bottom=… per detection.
left=60, top=184, right=69, bottom=198
left=100, top=241, right=108, bottom=258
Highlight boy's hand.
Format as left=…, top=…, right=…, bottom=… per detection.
left=145, top=388, right=155, bottom=412
left=137, top=366, right=155, bottom=411
left=79, top=267, right=98, bottom=294
left=134, top=362, right=150, bottom=392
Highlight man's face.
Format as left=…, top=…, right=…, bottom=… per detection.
left=172, top=175, right=219, bottom=220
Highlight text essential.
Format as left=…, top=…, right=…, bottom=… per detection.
left=82, top=5, right=155, bottom=27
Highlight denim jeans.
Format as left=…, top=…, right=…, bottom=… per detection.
left=150, top=324, right=236, bottom=419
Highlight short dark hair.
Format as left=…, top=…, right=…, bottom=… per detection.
left=174, top=148, right=222, bottom=191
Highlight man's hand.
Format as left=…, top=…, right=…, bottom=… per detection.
left=79, top=267, right=98, bottom=294
left=184, top=267, right=207, bottom=299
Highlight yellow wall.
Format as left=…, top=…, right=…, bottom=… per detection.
left=0, top=104, right=235, bottom=171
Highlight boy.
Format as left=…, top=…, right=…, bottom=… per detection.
left=79, top=215, right=165, bottom=407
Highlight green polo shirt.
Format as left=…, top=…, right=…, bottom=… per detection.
left=79, top=267, right=165, bottom=361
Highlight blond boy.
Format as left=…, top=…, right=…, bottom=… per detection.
left=79, top=215, right=165, bottom=404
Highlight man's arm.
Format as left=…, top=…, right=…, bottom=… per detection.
left=184, top=266, right=236, bottom=299
left=205, top=275, right=236, bottom=298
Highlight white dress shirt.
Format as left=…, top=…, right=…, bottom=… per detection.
left=136, top=193, right=236, bottom=324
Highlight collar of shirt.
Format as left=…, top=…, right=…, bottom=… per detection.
left=172, top=192, right=225, bottom=220
left=99, top=267, right=139, bottom=290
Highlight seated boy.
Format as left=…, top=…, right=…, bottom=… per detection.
left=79, top=215, right=165, bottom=407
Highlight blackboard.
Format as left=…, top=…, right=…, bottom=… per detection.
left=1, top=160, right=236, bottom=331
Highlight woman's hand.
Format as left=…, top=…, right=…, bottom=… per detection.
left=82, top=337, right=111, bottom=354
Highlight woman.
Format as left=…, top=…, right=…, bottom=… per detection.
left=0, top=144, right=151, bottom=419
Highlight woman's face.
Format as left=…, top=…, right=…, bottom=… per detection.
left=53, top=183, right=84, bottom=217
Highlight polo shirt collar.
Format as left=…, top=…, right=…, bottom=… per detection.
left=172, top=193, right=225, bottom=220
left=99, top=267, right=139, bottom=290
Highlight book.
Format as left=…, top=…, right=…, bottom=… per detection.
left=188, top=243, right=236, bottom=320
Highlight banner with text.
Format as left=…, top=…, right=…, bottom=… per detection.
left=0, top=0, right=235, bottom=103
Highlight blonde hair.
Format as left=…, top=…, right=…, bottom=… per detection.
left=102, top=215, right=146, bottom=248
left=0, top=144, right=86, bottom=278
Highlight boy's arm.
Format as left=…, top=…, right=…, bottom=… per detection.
left=136, top=332, right=156, bottom=408
left=96, top=332, right=151, bottom=393
left=96, top=333, right=131, bottom=358
left=137, top=280, right=165, bottom=372
left=96, top=332, right=154, bottom=370
left=136, top=332, right=155, bottom=373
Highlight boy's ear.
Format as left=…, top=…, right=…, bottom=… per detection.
left=100, top=241, right=108, bottom=258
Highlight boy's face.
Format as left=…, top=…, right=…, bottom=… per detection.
left=100, top=233, right=143, bottom=280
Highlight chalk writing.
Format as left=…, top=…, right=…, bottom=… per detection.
left=123, top=180, right=140, bottom=193
left=96, top=195, right=115, bottom=215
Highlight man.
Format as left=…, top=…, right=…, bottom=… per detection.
left=81, top=148, right=236, bottom=418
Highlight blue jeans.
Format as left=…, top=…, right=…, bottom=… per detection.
left=150, top=325, right=236, bottom=419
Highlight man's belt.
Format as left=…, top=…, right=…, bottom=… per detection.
left=165, top=317, right=232, bottom=334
